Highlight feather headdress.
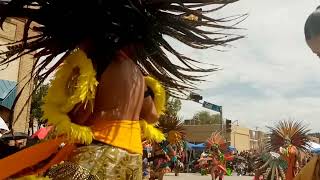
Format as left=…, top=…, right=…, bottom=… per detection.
left=265, top=120, right=310, bottom=153
left=206, top=131, right=226, bottom=150
left=157, top=114, right=185, bottom=144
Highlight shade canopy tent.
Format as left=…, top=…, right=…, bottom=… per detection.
left=186, top=142, right=237, bottom=153
left=0, top=117, right=9, bottom=131
left=228, top=145, right=237, bottom=152
left=0, top=80, right=17, bottom=110
left=186, top=142, right=206, bottom=151
left=306, top=141, right=320, bottom=154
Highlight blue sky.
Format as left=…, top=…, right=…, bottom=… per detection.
left=175, top=0, right=320, bottom=132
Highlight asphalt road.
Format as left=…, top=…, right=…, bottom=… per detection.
left=164, top=173, right=252, bottom=180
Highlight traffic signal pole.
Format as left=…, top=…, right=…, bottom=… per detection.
left=188, top=92, right=224, bottom=132
left=225, top=119, right=232, bottom=146
left=219, top=107, right=223, bottom=132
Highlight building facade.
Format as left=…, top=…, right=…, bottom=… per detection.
left=0, top=18, right=35, bottom=133
left=249, top=129, right=266, bottom=152
left=230, top=126, right=250, bottom=152
left=183, top=124, right=221, bottom=143
left=183, top=122, right=267, bottom=152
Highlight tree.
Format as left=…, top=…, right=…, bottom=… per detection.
left=166, top=98, right=182, bottom=116
left=192, top=110, right=221, bottom=125
left=30, top=83, right=49, bottom=126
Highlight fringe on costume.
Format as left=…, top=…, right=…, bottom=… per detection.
left=144, top=76, right=166, bottom=115
left=140, top=120, right=165, bottom=143
left=141, top=76, right=166, bottom=142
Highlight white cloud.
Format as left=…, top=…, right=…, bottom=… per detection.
left=178, top=0, right=320, bottom=131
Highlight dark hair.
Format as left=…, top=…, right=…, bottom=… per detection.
left=0, top=0, right=245, bottom=92
left=0, top=0, right=245, bottom=126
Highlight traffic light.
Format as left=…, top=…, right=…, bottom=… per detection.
left=188, top=92, right=203, bottom=103
left=226, top=119, right=232, bottom=133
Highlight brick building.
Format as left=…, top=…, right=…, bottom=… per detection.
left=0, top=18, right=35, bottom=134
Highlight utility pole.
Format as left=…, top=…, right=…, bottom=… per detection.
left=219, top=107, right=223, bottom=131
left=230, top=120, right=239, bottom=148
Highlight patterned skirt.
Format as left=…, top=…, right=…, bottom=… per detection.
left=45, top=143, right=142, bottom=180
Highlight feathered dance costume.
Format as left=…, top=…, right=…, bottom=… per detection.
left=203, top=132, right=229, bottom=179
left=153, top=113, right=186, bottom=174
left=254, top=152, right=287, bottom=180
left=0, top=0, right=244, bottom=179
left=258, top=120, right=310, bottom=180
left=157, top=113, right=186, bottom=145
left=198, top=132, right=233, bottom=179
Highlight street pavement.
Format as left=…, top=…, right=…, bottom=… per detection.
left=164, top=173, right=252, bottom=180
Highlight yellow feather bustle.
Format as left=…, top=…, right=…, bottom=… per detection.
left=42, top=49, right=98, bottom=145
left=140, top=120, right=165, bottom=143
left=144, top=76, right=166, bottom=115
left=167, top=130, right=183, bottom=145
left=141, top=76, right=166, bottom=142
left=43, top=52, right=165, bottom=144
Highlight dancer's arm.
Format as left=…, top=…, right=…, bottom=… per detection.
left=140, top=96, right=159, bottom=124
left=68, top=102, right=92, bottom=125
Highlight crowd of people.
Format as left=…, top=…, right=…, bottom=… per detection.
left=141, top=142, right=185, bottom=180
left=0, top=139, right=25, bottom=159
left=137, top=121, right=320, bottom=180
left=0, top=129, right=318, bottom=180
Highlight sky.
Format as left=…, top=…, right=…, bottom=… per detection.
left=175, top=0, right=320, bottom=132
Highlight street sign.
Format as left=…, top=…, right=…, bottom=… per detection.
left=202, top=101, right=221, bottom=112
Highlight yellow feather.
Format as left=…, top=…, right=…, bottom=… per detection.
left=42, top=49, right=98, bottom=144
left=142, top=76, right=166, bottom=143
left=144, top=76, right=166, bottom=115
left=140, top=120, right=165, bottom=143
left=168, top=130, right=183, bottom=145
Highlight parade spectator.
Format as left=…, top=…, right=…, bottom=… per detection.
left=0, top=140, right=20, bottom=159
left=142, top=153, right=150, bottom=180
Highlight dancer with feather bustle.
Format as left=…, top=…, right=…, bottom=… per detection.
left=203, top=132, right=229, bottom=180
left=0, top=0, right=244, bottom=179
left=256, top=120, right=310, bottom=180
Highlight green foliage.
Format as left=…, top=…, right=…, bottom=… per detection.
left=166, top=98, right=182, bottom=116
left=192, top=110, right=221, bottom=125
left=30, top=84, right=49, bottom=123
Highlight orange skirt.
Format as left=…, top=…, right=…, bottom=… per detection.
left=91, top=120, right=142, bottom=154
left=0, top=120, right=142, bottom=179
left=0, top=137, right=75, bottom=179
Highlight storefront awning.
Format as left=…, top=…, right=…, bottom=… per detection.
left=0, top=80, right=17, bottom=110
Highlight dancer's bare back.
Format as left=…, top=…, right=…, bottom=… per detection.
left=92, top=51, right=148, bottom=121
left=69, top=50, right=158, bottom=125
